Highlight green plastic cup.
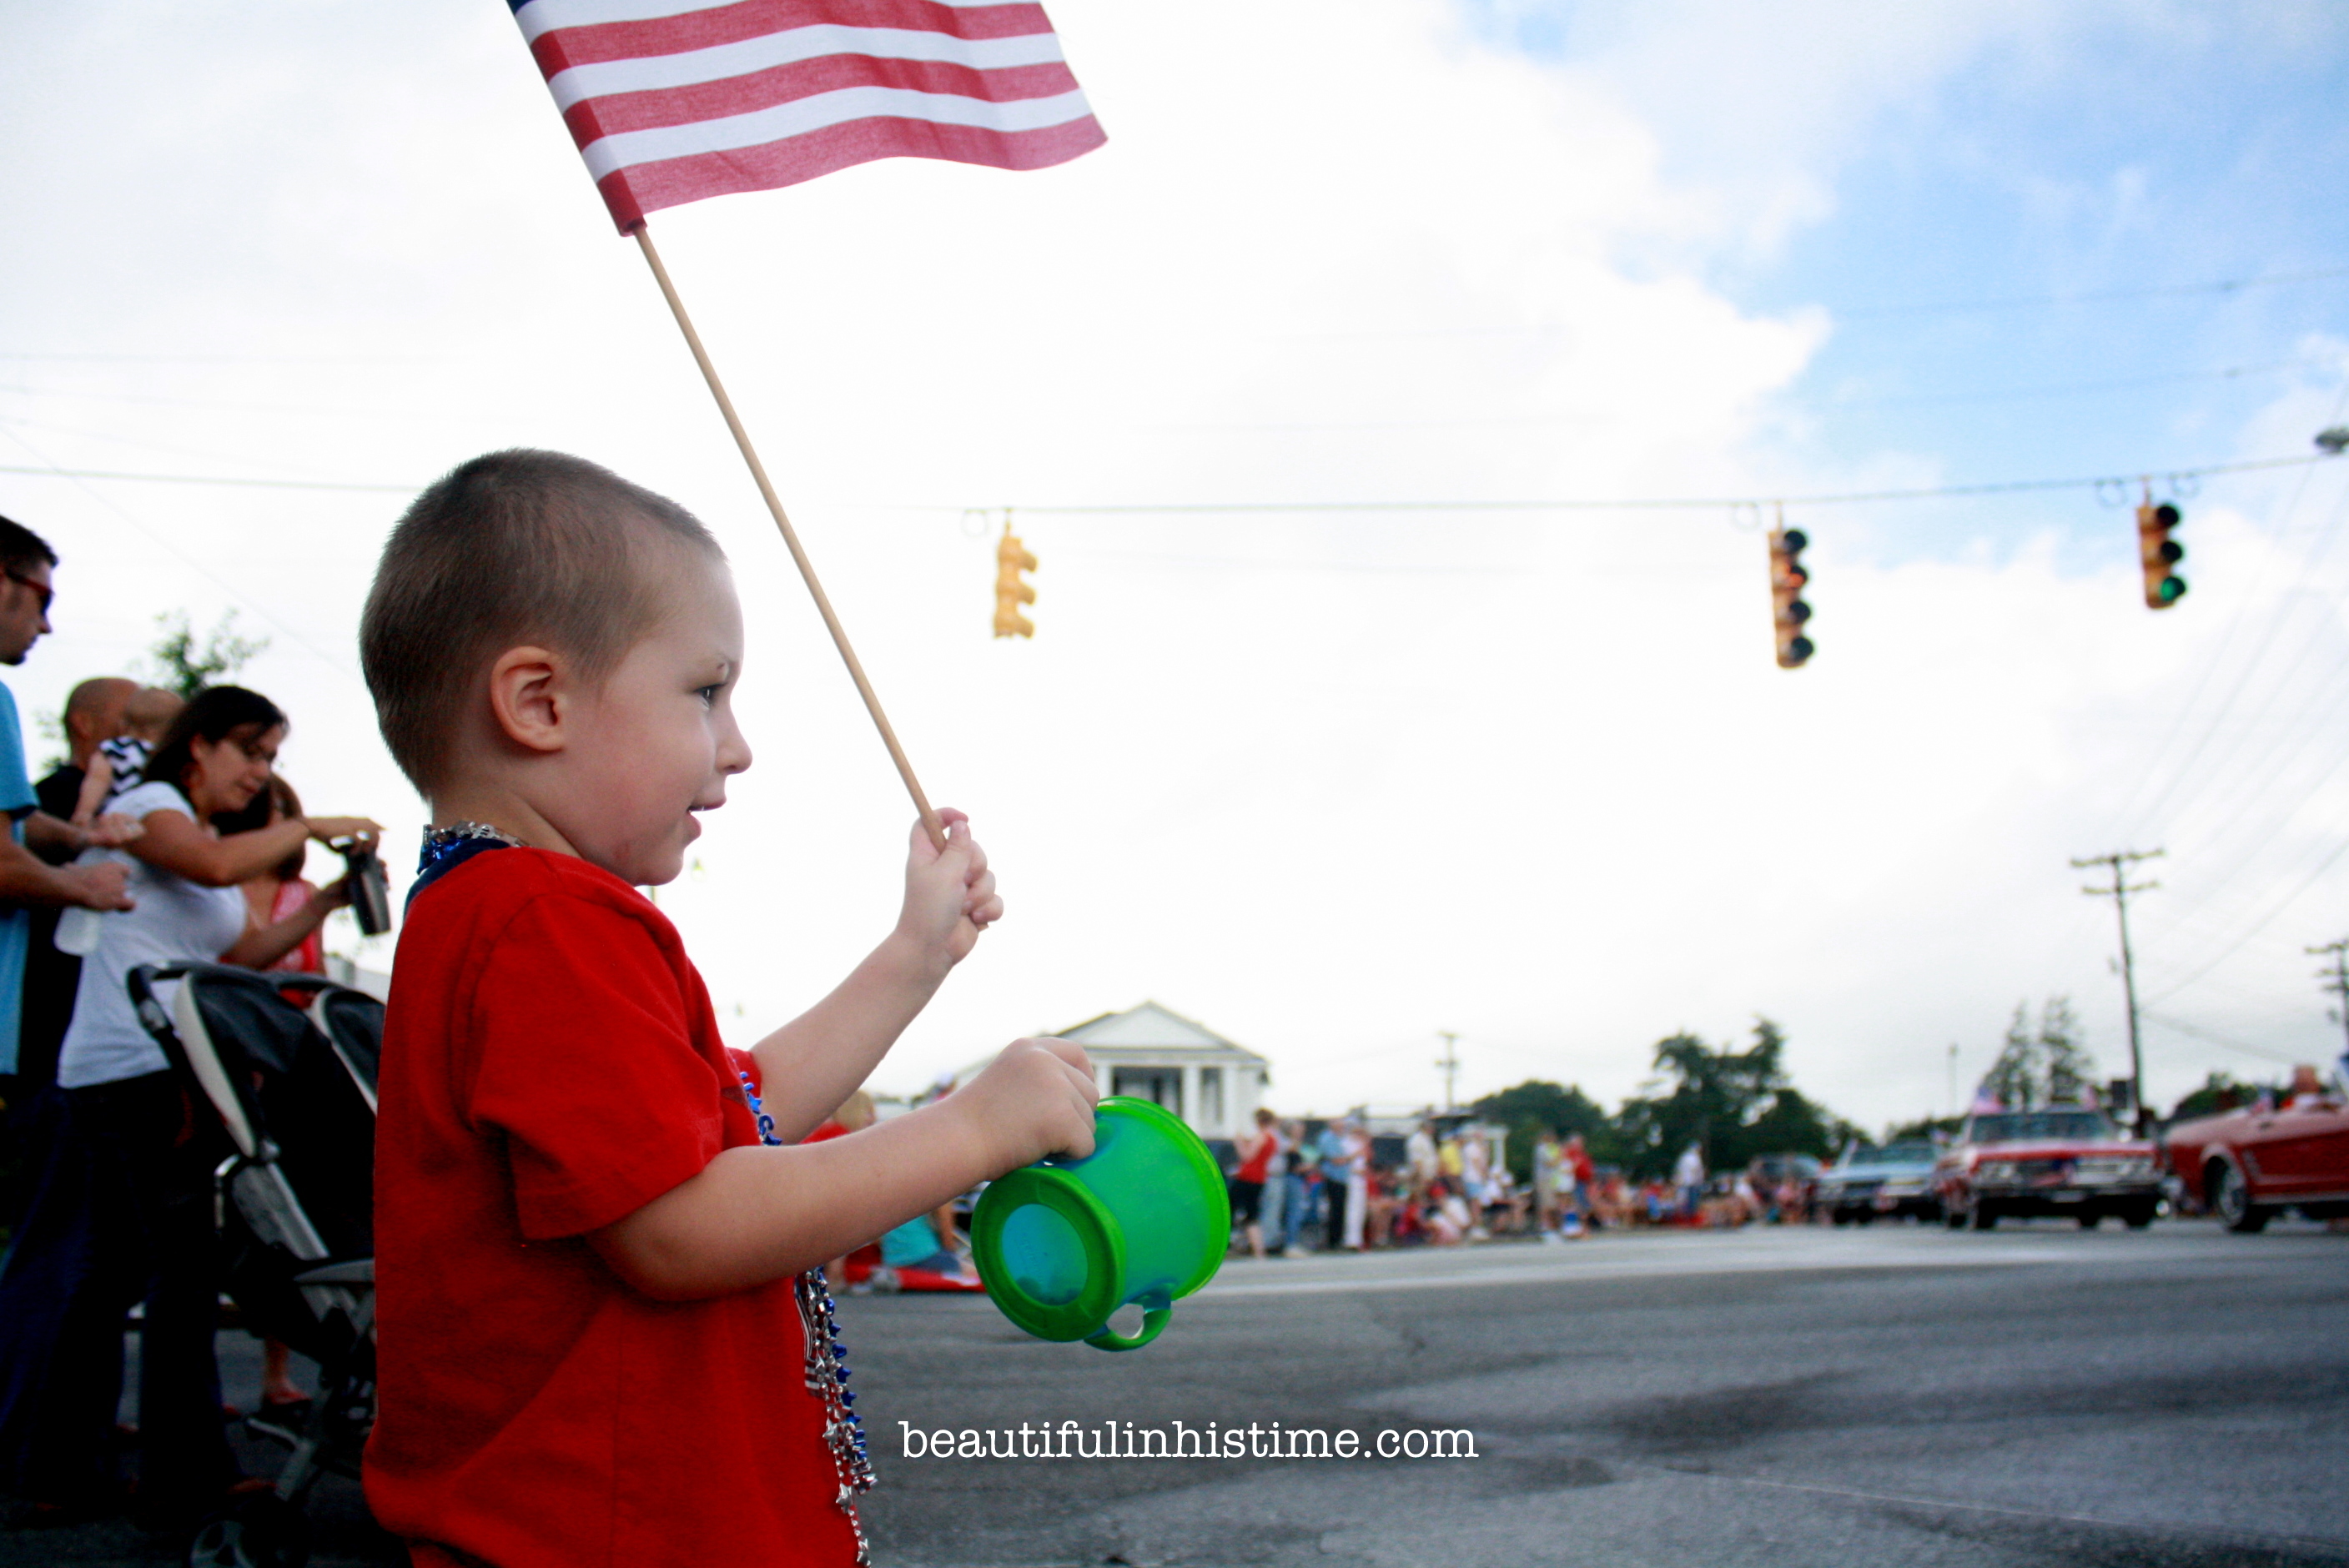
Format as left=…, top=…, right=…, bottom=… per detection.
left=970, top=1096, right=1230, bottom=1351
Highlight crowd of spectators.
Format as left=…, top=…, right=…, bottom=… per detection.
left=0, top=512, right=382, bottom=1530
left=1225, top=1116, right=1827, bottom=1257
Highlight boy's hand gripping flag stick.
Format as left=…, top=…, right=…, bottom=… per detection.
left=501, top=0, right=1109, bottom=852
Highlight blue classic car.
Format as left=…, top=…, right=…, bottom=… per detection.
left=1816, top=1140, right=1944, bottom=1224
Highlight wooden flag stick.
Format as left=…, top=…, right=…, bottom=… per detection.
left=632, top=221, right=947, bottom=852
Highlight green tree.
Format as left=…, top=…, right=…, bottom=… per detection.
left=143, top=609, right=267, bottom=698
left=2039, top=997, right=2095, bottom=1104
left=1980, top=997, right=2097, bottom=1111
left=1884, top=1114, right=1962, bottom=1144
left=1612, top=1019, right=1844, bottom=1179
left=1983, top=1003, right=2040, bottom=1111
left=1471, top=1080, right=1617, bottom=1181
left=2167, top=1071, right=2272, bottom=1122
left=1743, top=1086, right=1854, bottom=1163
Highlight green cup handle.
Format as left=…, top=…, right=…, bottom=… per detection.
left=1084, top=1304, right=1170, bottom=1353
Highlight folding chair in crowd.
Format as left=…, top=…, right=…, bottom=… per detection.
left=128, top=962, right=381, bottom=1568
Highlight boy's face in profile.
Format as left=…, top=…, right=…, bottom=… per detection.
left=554, top=544, right=752, bottom=887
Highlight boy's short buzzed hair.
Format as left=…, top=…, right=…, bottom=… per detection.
left=360, top=450, right=724, bottom=791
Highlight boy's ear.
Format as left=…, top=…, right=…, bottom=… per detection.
left=486, top=646, right=569, bottom=755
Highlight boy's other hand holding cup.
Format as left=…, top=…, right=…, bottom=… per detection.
left=896, top=808, right=1000, bottom=974
left=953, top=1037, right=1099, bottom=1175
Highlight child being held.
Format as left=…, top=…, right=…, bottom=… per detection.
left=356, top=450, right=1099, bottom=1567
left=67, top=685, right=184, bottom=827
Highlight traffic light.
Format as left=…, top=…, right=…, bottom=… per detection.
left=993, top=524, right=1037, bottom=638
left=1768, top=525, right=1813, bottom=669
left=2136, top=499, right=2185, bottom=609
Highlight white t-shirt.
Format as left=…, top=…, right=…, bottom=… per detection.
left=55, top=781, right=251, bottom=1089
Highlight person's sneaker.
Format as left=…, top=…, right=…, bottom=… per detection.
left=246, top=1400, right=312, bottom=1445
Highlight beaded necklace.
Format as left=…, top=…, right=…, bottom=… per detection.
left=741, top=1069, right=877, bottom=1564
left=409, top=821, right=524, bottom=908
left=415, top=824, right=876, bottom=1562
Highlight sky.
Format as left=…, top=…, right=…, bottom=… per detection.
left=3, top=1, right=2347, bottom=1133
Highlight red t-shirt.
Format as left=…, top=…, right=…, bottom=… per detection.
left=363, top=848, right=858, bottom=1568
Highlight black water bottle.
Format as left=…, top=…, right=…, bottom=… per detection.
left=338, top=842, right=393, bottom=937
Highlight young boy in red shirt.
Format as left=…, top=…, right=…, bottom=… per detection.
left=356, top=450, right=1099, bottom=1566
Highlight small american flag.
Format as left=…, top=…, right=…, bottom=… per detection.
left=509, top=0, right=1108, bottom=233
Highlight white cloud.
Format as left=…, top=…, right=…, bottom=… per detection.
left=1, top=0, right=2341, bottom=1138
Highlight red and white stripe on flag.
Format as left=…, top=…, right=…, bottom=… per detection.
left=509, top=0, right=1107, bottom=233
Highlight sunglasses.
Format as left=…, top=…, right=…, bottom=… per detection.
left=5, top=570, right=52, bottom=616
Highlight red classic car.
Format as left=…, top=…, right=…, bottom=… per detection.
left=2163, top=1091, right=2349, bottom=1232
left=1936, top=1107, right=2161, bottom=1229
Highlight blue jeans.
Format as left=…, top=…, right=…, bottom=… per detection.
left=1282, top=1174, right=1315, bottom=1251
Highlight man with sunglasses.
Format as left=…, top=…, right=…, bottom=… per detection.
left=0, top=516, right=136, bottom=1094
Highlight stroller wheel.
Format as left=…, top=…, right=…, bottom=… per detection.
left=187, top=1491, right=311, bottom=1568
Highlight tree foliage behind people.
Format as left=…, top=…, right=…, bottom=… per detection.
left=1884, top=1114, right=1961, bottom=1143
left=1981, top=997, right=2097, bottom=1110
left=1470, top=1080, right=1618, bottom=1181
left=2167, top=1071, right=2275, bottom=1122
left=1610, top=1020, right=1853, bottom=1180
left=144, top=609, right=268, bottom=699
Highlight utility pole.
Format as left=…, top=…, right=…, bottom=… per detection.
left=1436, top=1031, right=1460, bottom=1113
left=2074, top=849, right=2163, bottom=1133
left=1947, top=1043, right=1959, bottom=1121
left=2308, top=938, right=2349, bottom=1063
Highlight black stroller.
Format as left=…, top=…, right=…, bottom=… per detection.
left=128, top=962, right=382, bottom=1568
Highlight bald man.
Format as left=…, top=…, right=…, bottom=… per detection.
left=19, top=676, right=143, bottom=1101
left=60, top=679, right=135, bottom=777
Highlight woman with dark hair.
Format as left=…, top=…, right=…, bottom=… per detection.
left=0, top=686, right=380, bottom=1527
left=214, top=771, right=329, bottom=979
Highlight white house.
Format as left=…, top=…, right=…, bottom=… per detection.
left=955, top=1000, right=1270, bottom=1142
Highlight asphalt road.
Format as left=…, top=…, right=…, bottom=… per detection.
left=5, top=1218, right=2342, bottom=1566
left=849, top=1219, right=2349, bottom=1568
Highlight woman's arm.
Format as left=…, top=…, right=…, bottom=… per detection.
left=220, top=878, right=346, bottom=969
left=133, top=808, right=307, bottom=887
left=133, top=807, right=380, bottom=888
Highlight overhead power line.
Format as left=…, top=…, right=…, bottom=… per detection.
left=0, top=351, right=440, bottom=364
left=972, top=452, right=2332, bottom=517
left=1251, top=264, right=2349, bottom=339
left=1833, top=264, right=2349, bottom=321
left=0, top=463, right=415, bottom=495
left=2145, top=834, right=2349, bottom=1008
left=2140, top=1011, right=2300, bottom=1067
left=0, top=430, right=369, bottom=686
left=8, top=450, right=2335, bottom=512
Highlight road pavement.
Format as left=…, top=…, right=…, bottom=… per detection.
left=3, top=1218, right=2341, bottom=1565
left=851, top=1219, right=2349, bottom=1567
